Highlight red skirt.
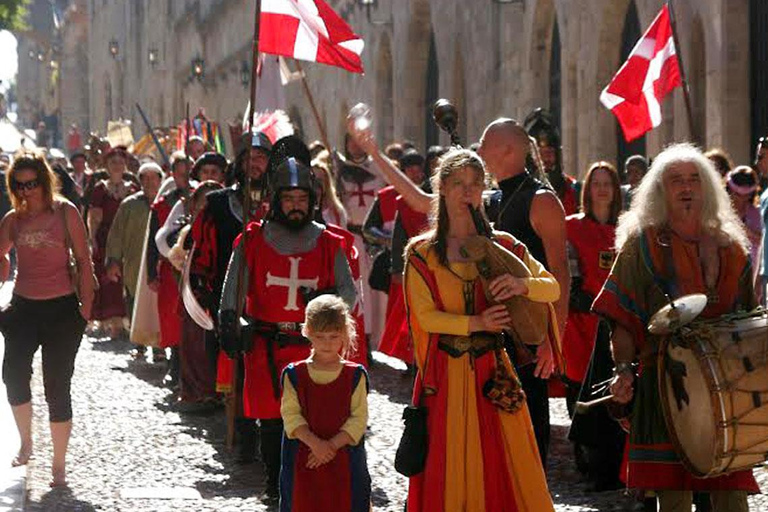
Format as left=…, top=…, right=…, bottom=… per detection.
left=157, top=261, right=181, bottom=348
left=377, top=281, right=413, bottom=363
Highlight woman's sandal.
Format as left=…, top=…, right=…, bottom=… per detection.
left=11, top=446, right=32, bottom=467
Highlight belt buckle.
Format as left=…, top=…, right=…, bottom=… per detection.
left=455, top=336, right=472, bottom=353
left=276, top=322, right=299, bottom=332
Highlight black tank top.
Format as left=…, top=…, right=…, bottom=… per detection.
left=487, top=172, right=550, bottom=270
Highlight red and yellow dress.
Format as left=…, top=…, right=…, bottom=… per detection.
left=404, top=233, right=557, bottom=512
left=592, top=227, right=759, bottom=491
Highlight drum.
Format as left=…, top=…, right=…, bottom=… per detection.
left=659, top=309, right=768, bottom=477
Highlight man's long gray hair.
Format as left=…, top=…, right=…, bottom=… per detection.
left=615, top=143, right=749, bottom=254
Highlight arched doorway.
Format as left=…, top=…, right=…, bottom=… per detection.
left=616, top=1, right=646, bottom=172
left=549, top=17, right=561, bottom=133
left=424, top=31, right=440, bottom=149
left=750, top=0, right=768, bottom=146
left=689, top=16, right=707, bottom=145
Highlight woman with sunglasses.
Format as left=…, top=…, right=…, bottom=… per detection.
left=0, top=152, right=94, bottom=486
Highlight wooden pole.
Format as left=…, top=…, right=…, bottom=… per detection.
left=226, top=0, right=262, bottom=452
left=293, top=59, right=332, bottom=152
left=667, top=0, right=697, bottom=141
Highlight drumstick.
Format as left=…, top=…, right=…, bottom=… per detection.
left=574, top=394, right=616, bottom=415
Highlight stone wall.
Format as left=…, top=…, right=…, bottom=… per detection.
left=20, top=0, right=756, bottom=174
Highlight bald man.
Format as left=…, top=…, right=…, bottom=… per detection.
left=478, top=118, right=570, bottom=467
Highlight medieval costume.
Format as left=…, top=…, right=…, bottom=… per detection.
left=147, top=183, right=190, bottom=349
left=90, top=178, right=139, bottom=322
left=280, top=361, right=370, bottom=512
left=336, top=154, right=388, bottom=348
left=563, top=212, right=624, bottom=490
left=404, top=233, right=556, bottom=512
left=190, top=133, right=272, bottom=457
left=592, top=227, right=759, bottom=493
left=524, top=108, right=581, bottom=216
left=105, top=190, right=154, bottom=320
left=219, top=137, right=357, bottom=496
left=378, top=195, right=429, bottom=364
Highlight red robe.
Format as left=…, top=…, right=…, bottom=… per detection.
left=563, top=214, right=615, bottom=383
left=325, top=224, right=369, bottom=367
left=239, top=222, right=348, bottom=419
left=378, top=197, right=429, bottom=363
left=151, top=194, right=182, bottom=348
left=90, top=180, right=139, bottom=320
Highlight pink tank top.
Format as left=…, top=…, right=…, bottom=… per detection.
left=13, top=204, right=75, bottom=299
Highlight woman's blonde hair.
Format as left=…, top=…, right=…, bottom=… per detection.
left=303, top=294, right=357, bottom=358
left=615, top=143, right=749, bottom=253
left=6, top=151, right=61, bottom=211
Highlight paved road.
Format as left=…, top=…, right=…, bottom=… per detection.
left=19, top=335, right=768, bottom=511
left=0, top=280, right=24, bottom=512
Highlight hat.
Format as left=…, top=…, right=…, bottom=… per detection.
left=193, top=152, right=228, bottom=172
left=267, top=135, right=311, bottom=178
left=240, top=130, right=273, bottom=154
left=523, top=108, right=561, bottom=148
left=399, top=149, right=425, bottom=170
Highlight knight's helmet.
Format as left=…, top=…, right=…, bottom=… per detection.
left=523, top=108, right=562, bottom=172
left=266, top=135, right=318, bottom=223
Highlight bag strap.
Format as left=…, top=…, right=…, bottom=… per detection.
left=60, top=203, right=74, bottom=253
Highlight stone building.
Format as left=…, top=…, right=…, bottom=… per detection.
left=16, top=0, right=768, bottom=176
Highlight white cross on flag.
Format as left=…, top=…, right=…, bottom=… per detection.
left=260, top=0, right=365, bottom=74
left=600, top=5, right=681, bottom=142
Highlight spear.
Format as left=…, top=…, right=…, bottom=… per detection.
left=135, top=103, right=170, bottom=167
left=225, top=0, right=263, bottom=452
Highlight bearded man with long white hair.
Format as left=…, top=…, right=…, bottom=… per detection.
left=593, top=143, right=758, bottom=512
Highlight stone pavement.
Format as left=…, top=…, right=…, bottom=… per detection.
left=0, top=334, right=26, bottom=512
left=19, top=335, right=768, bottom=511
left=0, top=280, right=24, bottom=512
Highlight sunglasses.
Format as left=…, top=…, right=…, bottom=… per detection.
left=13, top=179, right=40, bottom=191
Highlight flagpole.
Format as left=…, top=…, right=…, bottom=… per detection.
left=227, top=0, right=262, bottom=452
left=667, top=0, right=696, bottom=140
left=293, top=59, right=332, bottom=153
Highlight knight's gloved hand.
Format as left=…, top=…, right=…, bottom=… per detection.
left=218, top=309, right=241, bottom=357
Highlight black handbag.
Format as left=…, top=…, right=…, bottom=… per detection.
left=368, top=248, right=391, bottom=292
left=394, top=337, right=432, bottom=477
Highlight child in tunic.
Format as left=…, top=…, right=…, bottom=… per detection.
left=280, top=295, right=371, bottom=512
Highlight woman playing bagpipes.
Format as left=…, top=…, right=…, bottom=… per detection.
left=403, top=148, right=559, bottom=511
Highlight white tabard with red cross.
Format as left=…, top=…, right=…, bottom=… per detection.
left=339, top=164, right=387, bottom=226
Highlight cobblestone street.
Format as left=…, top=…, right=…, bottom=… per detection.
left=19, top=334, right=768, bottom=511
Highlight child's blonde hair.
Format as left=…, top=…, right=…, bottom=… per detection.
left=303, top=294, right=357, bottom=358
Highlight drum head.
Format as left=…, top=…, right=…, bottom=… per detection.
left=659, top=340, right=717, bottom=477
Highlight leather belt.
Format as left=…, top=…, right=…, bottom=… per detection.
left=438, top=333, right=497, bottom=359
left=347, top=224, right=363, bottom=236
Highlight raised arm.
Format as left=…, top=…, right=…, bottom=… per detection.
left=346, top=119, right=433, bottom=214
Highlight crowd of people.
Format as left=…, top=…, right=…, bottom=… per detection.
left=0, top=106, right=767, bottom=512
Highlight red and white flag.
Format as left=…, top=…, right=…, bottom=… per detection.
left=600, top=5, right=681, bottom=142
left=260, top=0, right=365, bottom=74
